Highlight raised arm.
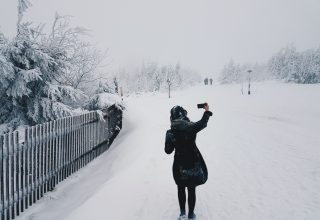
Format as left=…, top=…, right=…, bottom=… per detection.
left=186, top=110, right=212, bottom=134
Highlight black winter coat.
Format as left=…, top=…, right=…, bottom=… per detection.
left=165, top=111, right=212, bottom=187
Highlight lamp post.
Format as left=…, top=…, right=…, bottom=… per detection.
left=167, top=79, right=171, bottom=98
left=241, top=82, right=244, bottom=95
left=247, top=69, right=252, bottom=95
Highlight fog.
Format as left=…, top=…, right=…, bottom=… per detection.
left=1, top=0, right=320, bottom=76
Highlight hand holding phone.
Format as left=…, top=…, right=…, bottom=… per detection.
left=197, top=103, right=209, bottom=111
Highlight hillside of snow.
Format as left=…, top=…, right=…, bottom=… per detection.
left=16, top=82, right=320, bottom=220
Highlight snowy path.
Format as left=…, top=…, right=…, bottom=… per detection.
left=17, top=82, right=320, bottom=220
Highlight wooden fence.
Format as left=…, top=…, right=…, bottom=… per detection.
left=0, top=105, right=122, bottom=220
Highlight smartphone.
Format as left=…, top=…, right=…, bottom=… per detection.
left=197, top=103, right=207, bottom=109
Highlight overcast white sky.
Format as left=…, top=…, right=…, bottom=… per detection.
left=1, top=0, right=320, bottom=76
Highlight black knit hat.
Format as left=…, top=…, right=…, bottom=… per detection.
left=170, top=105, right=187, bottom=121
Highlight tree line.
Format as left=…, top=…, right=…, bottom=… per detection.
left=113, top=62, right=201, bottom=94
left=219, top=45, right=320, bottom=84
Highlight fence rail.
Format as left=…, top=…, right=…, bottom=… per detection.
left=0, top=105, right=122, bottom=220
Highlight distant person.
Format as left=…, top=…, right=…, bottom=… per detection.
left=165, top=103, right=213, bottom=220
left=209, top=78, right=213, bottom=85
left=204, top=78, right=208, bottom=85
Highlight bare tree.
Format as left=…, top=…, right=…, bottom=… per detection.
left=164, top=65, right=176, bottom=98
left=44, top=13, right=107, bottom=90
left=17, top=0, right=32, bottom=35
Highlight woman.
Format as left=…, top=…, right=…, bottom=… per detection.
left=165, top=104, right=212, bottom=220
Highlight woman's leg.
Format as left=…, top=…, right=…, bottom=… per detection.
left=187, top=186, right=196, bottom=216
left=177, top=185, right=186, bottom=214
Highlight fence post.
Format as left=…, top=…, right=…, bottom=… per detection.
left=8, top=132, right=14, bottom=219
left=27, top=128, right=31, bottom=205
left=57, top=119, right=61, bottom=183
left=49, top=121, right=54, bottom=190
left=43, top=123, right=49, bottom=193
left=15, top=131, right=21, bottom=216
left=68, top=117, right=72, bottom=176
left=13, top=132, right=19, bottom=217
left=82, top=114, right=85, bottom=165
left=3, top=134, right=9, bottom=220
left=74, top=116, right=78, bottom=172
left=0, top=135, right=4, bottom=220
left=61, top=119, right=66, bottom=181
left=39, top=124, right=44, bottom=198
left=46, top=122, right=50, bottom=192
left=90, top=112, right=95, bottom=161
left=52, top=121, right=57, bottom=188
left=70, top=117, right=74, bottom=174
left=57, top=120, right=61, bottom=182
left=32, top=126, right=37, bottom=203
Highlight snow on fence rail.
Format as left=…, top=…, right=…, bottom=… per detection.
left=0, top=105, right=122, bottom=220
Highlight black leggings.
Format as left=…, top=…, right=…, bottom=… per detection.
left=178, top=185, right=196, bottom=215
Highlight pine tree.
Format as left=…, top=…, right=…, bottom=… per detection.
left=0, top=23, right=86, bottom=128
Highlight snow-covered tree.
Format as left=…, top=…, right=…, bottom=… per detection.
left=268, top=45, right=299, bottom=81
left=1, top=1, right=87, bottom=129
left=0, top=32, right=7, bottom=46
left=106, top=61, right=201, bottom=95
left=292, top=49, right=320, bottom=83
left=95, top=80, right=116, bottom=94
left=84, top=79, right=124, bottom=111
left=0, top=1, right=116, bottom=134
left=0, top=23, right=86, bottom=128
left=218, top=58, right=271, bottom=84
left=153, top=66, right=164, bottom=91
left=43, top=13, right=106, bottom=91
left=268, top=45, right=320, bottom=83
left=17, top=0, right=32, bottom=35
left=219, top=59, right=241, bottom=84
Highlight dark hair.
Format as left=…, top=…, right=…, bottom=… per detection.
left=170, top=105, right=187, bottom=121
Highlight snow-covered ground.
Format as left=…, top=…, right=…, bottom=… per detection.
left=16, top=82, right=320, bottom=220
